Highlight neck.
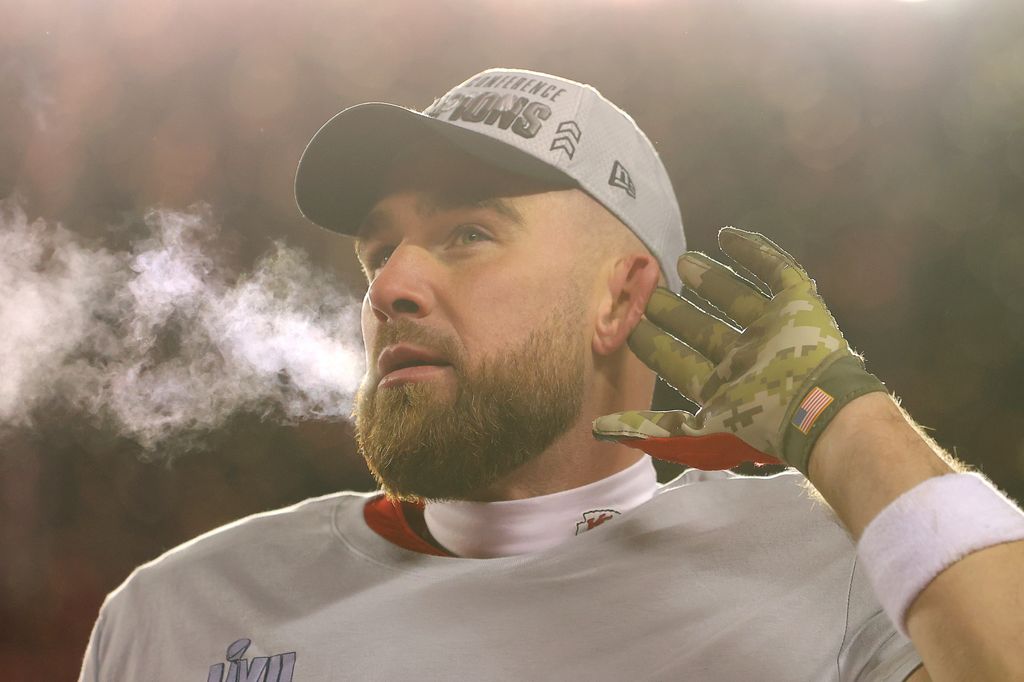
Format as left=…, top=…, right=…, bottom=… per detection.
left=465, top=434, right=646, bottom=501
left=424, top=454, right=658, bottom=558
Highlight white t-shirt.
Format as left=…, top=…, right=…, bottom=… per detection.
left=79, top=470, right=922, bottom=681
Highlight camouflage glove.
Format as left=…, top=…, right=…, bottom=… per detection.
left=592, top=227, right=886, bottom=475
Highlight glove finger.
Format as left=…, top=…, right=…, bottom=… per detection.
left=627, top=318, right=712, bottom=404
left=717, top=227, right=808, bottom=295
left=645, top=287, right=741, bottom=364
left=676, top=252, right=768, bottom=328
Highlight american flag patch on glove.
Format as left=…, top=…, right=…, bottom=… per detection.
left=792, top=387, right=834, bottom=434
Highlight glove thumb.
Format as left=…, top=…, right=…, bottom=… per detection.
left=593, top=410, right=784, bottom=471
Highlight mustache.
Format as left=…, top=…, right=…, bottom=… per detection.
left=371, top=319, right=465, bottom=373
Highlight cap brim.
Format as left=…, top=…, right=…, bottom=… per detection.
left=294, top=102, right=573, bottom=235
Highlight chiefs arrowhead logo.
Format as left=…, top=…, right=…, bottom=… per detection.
left=575, top=509, right=621, bottom=536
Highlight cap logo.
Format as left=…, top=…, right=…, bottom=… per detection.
left=463, top=74, right=569, bottom=101
left=550, top=120, right=581, bottom=159
left=609, top=160, right=636, bottom=198
left=425, top=91, right=550, bottom=140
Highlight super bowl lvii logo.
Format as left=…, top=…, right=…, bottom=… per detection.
left=207, top=638, right=296, bottom=682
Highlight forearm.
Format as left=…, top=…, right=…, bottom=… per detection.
left=808, top=392, right=956, bottom=539
left=808, top=392, right=1024, bottom=681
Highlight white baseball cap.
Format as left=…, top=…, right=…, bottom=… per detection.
left=295, top=68, right=686, bottom=291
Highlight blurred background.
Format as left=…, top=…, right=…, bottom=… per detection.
left=3, top=0, right=1024, bottom=677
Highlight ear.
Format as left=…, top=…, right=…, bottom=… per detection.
left=592, top=253, right=661, bottom=356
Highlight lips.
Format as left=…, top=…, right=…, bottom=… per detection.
left=377, top=343, right=451, bottom=379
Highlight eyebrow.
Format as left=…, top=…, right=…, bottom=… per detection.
left=355, top=191, right=525, bottom=244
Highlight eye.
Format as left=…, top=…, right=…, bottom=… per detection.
left=363, top=226, right=491, bottom=277
left=453, top=225, right=492, bottom=246
left=366, top=246, right=394, bottom=273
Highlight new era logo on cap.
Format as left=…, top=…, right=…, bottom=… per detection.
left=609, top=160, right=636, bottom=198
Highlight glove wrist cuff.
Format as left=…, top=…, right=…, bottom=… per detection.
left=781, top=354, right=887, bottom=475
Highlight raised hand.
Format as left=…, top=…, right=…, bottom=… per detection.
left=593, top=227, right=886, bottom=475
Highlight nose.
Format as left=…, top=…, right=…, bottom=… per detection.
left=365, top=244, right=437, bottom=323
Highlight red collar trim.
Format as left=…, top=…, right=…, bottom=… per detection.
left=363, top=495, right=453, bottom=557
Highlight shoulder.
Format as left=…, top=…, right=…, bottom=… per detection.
left=100, top=490, right=371, bottom=610
left=647, top=467, right=847, bottom=539
left=658, top=467, right=832, bottom=510
left=84, top=491, right=378, bottom=677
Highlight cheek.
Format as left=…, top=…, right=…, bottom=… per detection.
left=452, top=267, right=573, bottom=353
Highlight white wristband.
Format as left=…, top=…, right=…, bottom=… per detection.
left=856, top=472, right=1024, bottom=637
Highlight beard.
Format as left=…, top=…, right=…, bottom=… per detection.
left=353, top=302, right=587, bottom=502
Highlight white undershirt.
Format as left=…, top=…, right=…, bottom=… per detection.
left=424, top=455, right=658, bottom=558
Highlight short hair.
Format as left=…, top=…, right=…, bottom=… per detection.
left=569, top=188, right=668, bottom=288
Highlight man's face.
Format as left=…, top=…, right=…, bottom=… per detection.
left=352, top=140, right=598, bottom=501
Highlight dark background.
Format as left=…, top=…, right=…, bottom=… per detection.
left=3, top=0, right=1023, bottom=677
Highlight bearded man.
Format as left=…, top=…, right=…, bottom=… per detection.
left=80, top=69, right=1024, bottom=681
